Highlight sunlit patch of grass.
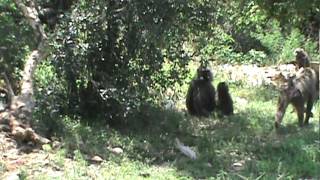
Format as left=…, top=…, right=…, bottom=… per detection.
left=98, top=158, right=186, bottom=179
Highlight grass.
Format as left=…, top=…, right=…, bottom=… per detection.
left=11, top=74, right=320, bottom=179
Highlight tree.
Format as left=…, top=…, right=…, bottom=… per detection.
left=50, top=0, right=205, bottom=124
left=256, top=0, right=320, bottom=51
left=0, top=0, right=50, bottom=144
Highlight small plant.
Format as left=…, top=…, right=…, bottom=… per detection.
left=0, top=162, right=6, bottom=175
left=53, top=149, right=67, bottom=168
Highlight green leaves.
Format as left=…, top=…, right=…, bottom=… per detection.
left=4, top=0, right=314, bottom=125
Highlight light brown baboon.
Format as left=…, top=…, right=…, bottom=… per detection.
left=186, top=66, right=216, bottom=117
left=275, top=67, right=319, bottom=128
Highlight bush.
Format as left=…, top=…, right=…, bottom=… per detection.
left=33, top=60, right=68, bottom=136
left=254, top=20, right=319, bottom=64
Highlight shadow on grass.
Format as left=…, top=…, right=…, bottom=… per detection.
left=46, top=99, right=319, bottom=179
left=114, top=105, right=320, bottom=179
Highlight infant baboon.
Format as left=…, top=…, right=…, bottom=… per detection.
left=217, top=82, right=234, bottom=116
left=294, top=48, right=310, bottom=69
left=275, top=67, right=319, bottom=128
left=186, top=66, right=216, bottom=117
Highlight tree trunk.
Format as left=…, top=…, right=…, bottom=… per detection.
left=0, top=0, right=50, bottom=145
left=318, top=28, right=320, bottom=53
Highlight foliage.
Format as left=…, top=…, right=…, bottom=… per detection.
left=253, top=20, right=319, bottom=64
left=2, top=0, right=320, bottom=178
left=51, top=0, right=220, bottom=124
left=33, top=60, right=68, bottom=136
left=0, top=0, right=36, bottom=90
left=3, top=0, right=318, bottom=126
left=255, top=0, right=320, bottom=61
left=256, top=0, right=320, bottom=33
left=279, top=29, right=309, bottom=62
left=252, top=20, right=284, bottom=62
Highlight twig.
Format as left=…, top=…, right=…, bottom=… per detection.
left=255, top=173, right=265, bottom=180
left=2, top=72, right=14, bottom=97
left=1, top=72, right=14, bottom=112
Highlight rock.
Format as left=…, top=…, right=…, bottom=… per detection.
left=90, top=155, right=104, bottom=163
left=206, top=162, right=213, bottom=167
left=0, top=111, right=11, bottom=123
left=139, top=172, right=151, bottom=178
left=108, top=147, right=123, bottom=154
left=231, top=161, right=245, bottom=171
left=2, top=172, right=20, bottom=180
left=0, top=124, right=11, bottom=132
left=52, top=140, right=62, bottom=149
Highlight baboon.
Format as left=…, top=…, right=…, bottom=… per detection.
left=38, top=0, right=74, bottom=29
left=310, top=61, right=320, bottom=74
left=217, top=82, right=234, bottom=116
left=186, top=66, right=216, bottom=117
left=294, top=48, right=310, bottom=69
left=275, top=67, right=319, bottom=128
left=38, top=8, right=58, bottom=29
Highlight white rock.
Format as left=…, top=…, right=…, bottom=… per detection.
left=2, top=172, right=20, bottom=180
left=108, top=147, right=123, bottom=154
left=175, top=138, right=197, bottom=160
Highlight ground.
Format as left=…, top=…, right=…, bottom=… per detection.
left=0, top=64, right=319, bottom=179
left=0, top=131, right=62, bottom=179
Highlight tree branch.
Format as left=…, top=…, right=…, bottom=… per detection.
left=2, top=72, right=14, bottom=97
left=13, top=0, right=47, bottom=41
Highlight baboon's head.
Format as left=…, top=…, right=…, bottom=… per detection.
left=294, top=48, right=306, bottom=58
left=197, top=66, right=213, bottom=81
left=217, top=82, right=229, bottom=93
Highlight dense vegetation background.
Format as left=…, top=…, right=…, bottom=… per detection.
left=0, top=0, right=319, bottom=179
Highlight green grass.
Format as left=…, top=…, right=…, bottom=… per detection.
left=18, top=76, right=320, bottom=179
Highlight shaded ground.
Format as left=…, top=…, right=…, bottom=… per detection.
left=0, top=64, right=319, bottom=179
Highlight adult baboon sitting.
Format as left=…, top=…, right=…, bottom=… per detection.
left=275, top=67, right=319, bottom=128
left=186, top=66, right=216, bottom=117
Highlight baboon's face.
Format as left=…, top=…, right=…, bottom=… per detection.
left=296, top=51, right=304, bottom=58
left=294, top=48, right=306, bottom=58
left=197, top=68, right=212, bottom=81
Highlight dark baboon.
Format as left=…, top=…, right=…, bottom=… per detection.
left=38, top=8, right=58, bottom=29
left=186, top=66, right=216, bottom=117
left=294, top=48, right=310, bottom=69
left=38, top=0, right=74, bottom=29
left=275, top=67, right=319, bottom=128
left=217, top=82, right=234, bottom=116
